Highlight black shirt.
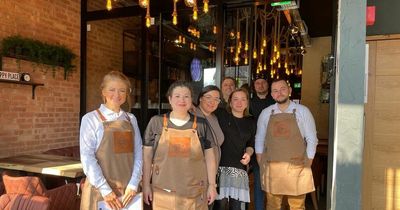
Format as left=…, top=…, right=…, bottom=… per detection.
left=215, top=109, right=256, bottom=170
left=250, top=94, right=275, bottom=120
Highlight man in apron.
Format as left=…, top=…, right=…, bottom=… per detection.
left=255, top=79, right=318, bottom=210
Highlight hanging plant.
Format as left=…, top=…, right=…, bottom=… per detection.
left=0, top=36, right=76, bottom=79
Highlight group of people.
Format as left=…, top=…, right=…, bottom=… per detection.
left=79, top=71, right=318, bottom=210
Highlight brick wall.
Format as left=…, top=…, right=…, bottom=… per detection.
left=86, top=17, right=141, bottom=112
left=0, top=1, right=80, bottom=157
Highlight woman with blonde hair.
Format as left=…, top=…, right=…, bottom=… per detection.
left=80, top=71, right=142, bottom=210
left=213, top=88, right=256, bottom=210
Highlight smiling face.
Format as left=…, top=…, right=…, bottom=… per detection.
left=271, top=80, right=291, bottom=104
left=229, top=90, right=248, bottom=114
left=168, top=86, right=192, bottom=114
left=199, top=90, right=221, bottom=115
left=102, top=79, right=128, bottom=110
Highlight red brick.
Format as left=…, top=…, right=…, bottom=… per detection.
left=0, top=0, right=80, bottom=157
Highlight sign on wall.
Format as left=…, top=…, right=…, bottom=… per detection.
left=0, top=71, right=20, bottom=81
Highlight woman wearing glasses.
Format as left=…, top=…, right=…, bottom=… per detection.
left=193, top=85, right=225, bottom=208
left=143, top=81, right=218, bottom=210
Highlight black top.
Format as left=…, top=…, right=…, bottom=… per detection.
left=215, top=109, right=256, bottom=170
left=144, top=112, right=213, bottom=151
left=250, top=94, right=275, bottom=120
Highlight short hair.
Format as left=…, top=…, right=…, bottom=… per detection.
left=196, top=85, right=221, bottom=106
left=166, top=81, right=193, bottom=98
left=271, top=78, right=289, bottom=87
left=100, top=71, right=132, bottom=110
left=227, top=88, right=251, bottom=117
left=222, top=76, right=236, bottom=87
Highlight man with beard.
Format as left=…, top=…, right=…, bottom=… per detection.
left=255, top=79, right=318, bottom=210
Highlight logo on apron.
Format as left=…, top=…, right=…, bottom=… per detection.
left=168, top=136, right=191, bottom=157
left=113, top=131, right=133, bottom=153
left=272, top=121, right=291, bottom=138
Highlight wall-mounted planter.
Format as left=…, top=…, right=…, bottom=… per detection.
left=0, top=36, right=76, bottom=79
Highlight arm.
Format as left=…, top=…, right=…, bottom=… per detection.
left=80, top=114, right=123, bottom=209
left=254, top=109, right=270, bottom=160
left=79, top=115, right=113, bottom=197
left=204, top=148, right=217, bottom=204
left=143, top=146, right=154, bottom=205
left=301, top=107, right=319, bottom=166
left=122, top=115, right=143, bottom=206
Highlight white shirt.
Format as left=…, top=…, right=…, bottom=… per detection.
left=80, top=104, right=143, bottom=197
left=255, top=101, right=318, bottom=159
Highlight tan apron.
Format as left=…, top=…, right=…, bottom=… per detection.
left=260, top=109, right=314, bottom=196
left=81, top=110, right=135, bottom=210
left=152, top=114, right=208, bottom=210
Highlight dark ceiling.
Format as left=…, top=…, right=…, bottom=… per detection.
left=101, top=0, right=334, bottom=37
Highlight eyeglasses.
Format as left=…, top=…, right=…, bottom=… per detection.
left=203, top=95, right=221, bottom=103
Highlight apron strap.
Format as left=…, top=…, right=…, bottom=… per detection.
left=163, top=114, right=168, bottom=128
left=292, top=108, right=297, bottom=119
left=96, top=109, right=107, bottom=122
left=192, top=114, right=197, bottom=129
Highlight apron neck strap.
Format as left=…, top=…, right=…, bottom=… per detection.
left=192, top=114, right=197, bottom=129
left=96, top=109, right=107, bottom=122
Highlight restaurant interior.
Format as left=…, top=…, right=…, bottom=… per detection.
left=0, top=0, right=335, bottom=209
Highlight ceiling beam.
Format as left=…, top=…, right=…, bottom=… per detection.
left=86, top=6, right=144, bottom=21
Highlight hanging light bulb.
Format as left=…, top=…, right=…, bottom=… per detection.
left=260, top=48, right=264, bottom=55
left=263, top=38, right=267, bottom=47
left=244, top=41, right=249, bottom=51
left=230, top=47, right=234, bottom=54
left=263, top=64, right=267, bottom=70
left=203, top=0, right=209, bottom=13
left=145, top=0, right=151, bottom=28
left=234, top=56, right=239, bottom=65
left=298, top=69, right=302, bottom=75
left=213, top=26, right=217, bottom=34
left=274, top=45, right=277, bottom=52
left=182, top=37, right=186, bottom=44
left=184, top=0, right=196, bottom=7
left=106, top=0, right=112, bottom=11
left=291, top=69, right=293, bottom=74
left=284, top=62, right=288, bottom=68
left=193, top=6, right=198, bottom=20
left=244, top=57, right=248, bottom=65
left=172, top=1, right=178, bottom=25
left=278, top=62, right=281, bottom=68
left=139, top=0, right=148, bottom=8
left=253, top=50, right=257, bottom=59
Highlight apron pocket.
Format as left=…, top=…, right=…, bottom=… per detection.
left=153, top=187, right=176, bottom=209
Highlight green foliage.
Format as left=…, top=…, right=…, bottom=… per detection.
left=1, top=36, right=76, bottom=79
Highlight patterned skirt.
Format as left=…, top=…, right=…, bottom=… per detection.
left=216, top=166, right=250, bottom=203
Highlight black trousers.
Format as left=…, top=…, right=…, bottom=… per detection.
left=213, top=197, right=244, bottom=210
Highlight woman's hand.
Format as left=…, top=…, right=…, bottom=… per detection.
left=240, top=152, right=251, bottom=165
left=122, top=187, right=137, bottom=207
left=207, top=184, right=218, bottom=205
left=104, top=191, right=123, bottom=210
left=143, top=184, right=153, bottom=205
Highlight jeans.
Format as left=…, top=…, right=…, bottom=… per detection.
left=253, top=164, right=265, bottom=210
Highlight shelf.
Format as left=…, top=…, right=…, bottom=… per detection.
left=0, top=79, right=44, bottom=99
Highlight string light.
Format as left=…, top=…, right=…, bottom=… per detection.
left=139, top=0, right=148, bottom=8
left=172, top=0, right=178, bottom=25
left=213, top=26, right=217, bottom=34
left=106, top=0, right=112, bottom=11
left=203, top=0, right=209, bottom=13
left=145, top=0, right=151, bottom=28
